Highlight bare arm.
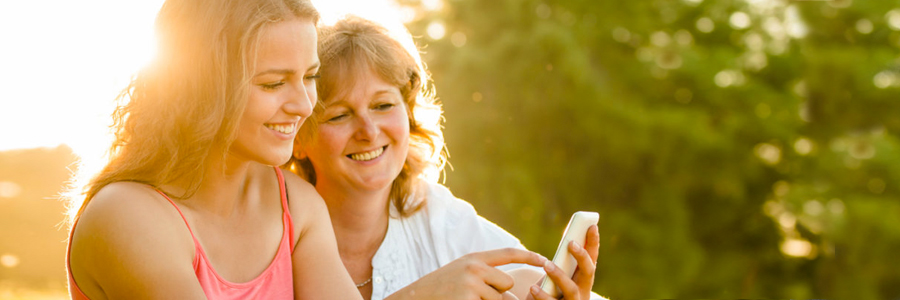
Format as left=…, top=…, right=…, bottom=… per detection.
left=284, top=173, right=362, bottom=300
left=69, top=182, right=206, bottom=299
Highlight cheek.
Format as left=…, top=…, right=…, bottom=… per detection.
left=313, top=125, right=349, bottom=157
left=243, top=91, right=272, bottom=123
left=390, top=111, right=411, bottom=144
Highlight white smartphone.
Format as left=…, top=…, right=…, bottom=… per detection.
left=539, top=211, right=599, bottom=298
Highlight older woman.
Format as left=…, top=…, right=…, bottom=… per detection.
left=289, top=16, right=603, bottom=300
left=65, top=0, right=362, bottom=299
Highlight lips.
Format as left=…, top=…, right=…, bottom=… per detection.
left=348, top=146, right=385, bottom=161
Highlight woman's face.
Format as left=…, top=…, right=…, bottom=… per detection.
left=302, top=70, right=410, bottom=195
left=230, top=19, right=320, bottom=166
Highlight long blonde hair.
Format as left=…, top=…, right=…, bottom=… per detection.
left=65, top=0, right=319, bottom=226
left=288, top=16, right=447, bottom=217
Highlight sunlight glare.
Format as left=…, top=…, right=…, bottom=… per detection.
left=311, top=0, right=423, bottom=71
left=0, top=0, right=163, bottom=172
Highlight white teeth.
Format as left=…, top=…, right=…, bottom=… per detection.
left=349, top=147, right=384, bottom=161
left=265, top=123, right=294, bottom=134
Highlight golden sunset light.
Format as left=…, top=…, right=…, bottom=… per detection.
left=0, top=0, right=407, bottom=162
left=1, top=0, right=898, bottom=299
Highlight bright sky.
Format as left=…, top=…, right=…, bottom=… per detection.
left=0, top=0, right=421, bottom=163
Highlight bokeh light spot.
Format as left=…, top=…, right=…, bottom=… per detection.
left=674, top=29, right=693, bottom=46
left=744, top=33, right=764, bottom=51
left=804, top=200, right=823, bottom=216
left=651, top=31, right=671, bottom=47
left=612, top=27, right=631, bottom=43
left=0, top=181, right=22, bottom=198
left=755, top=143, right=782, bottom=165
left=828, top=199, right=845, bottom=215
left=856, top=19, right=873, bottom=34
left=715, top=70, right=745, bottom=87
left=427, top=21, right=446, bottom=40
left=781, top=238, right=815, bottom=258
left=778, top=213, right=796, bottom=229
left=696, top=17, right=715, bottom=33
left=0, top=254, right=19, bottom=268
left=730, top=12, right=751, bottom=30
left=794, top=137, right=813, bottom=155
left=656, top=51, right=683, bottom=69
left=848, top=140, right=875, bottom=160
left=744, top=51, right=769, bottom=71
left=886, top=10, right=900, bottom=31
left=873, top=71, right=898, bottom=89
left=421, top=0, right=443, bottom=11
left=450, top=31, right=467, bottom=47
left=472, top=92, right=483, bottom=103
left=785, top=6, right=808, bottom=38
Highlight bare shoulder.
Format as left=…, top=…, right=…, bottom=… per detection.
left=70, top=181, right=198, bottom=298
left=280, top=170, right=329, bottom=242
left=281, top=169, right=328, bottom=217
left=74, top=182, right=190, bottom=245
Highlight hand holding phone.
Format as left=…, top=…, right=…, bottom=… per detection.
left=539, top=211, right=599, bottom=298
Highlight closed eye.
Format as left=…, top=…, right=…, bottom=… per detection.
left=327, top=113, right=348, bottom=122
left=260, top=81, right=285, bottom=91
left=374, top=103, right=395, bottom=111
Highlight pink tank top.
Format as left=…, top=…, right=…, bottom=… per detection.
left=67, top=167, right=296, bottom=299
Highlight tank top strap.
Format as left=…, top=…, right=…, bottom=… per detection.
left=273, top=167, right=296, bottom=254
left=155, top=189, right=202, bottom=250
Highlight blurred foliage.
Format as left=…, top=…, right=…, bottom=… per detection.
left=400, top=0, right=900, bottom=298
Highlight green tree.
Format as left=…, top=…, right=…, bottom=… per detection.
left=401, top=0, right=900, bottom=298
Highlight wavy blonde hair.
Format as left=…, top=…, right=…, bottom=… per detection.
left=64, top=0, right=319, bottom=226
left=288, top=16, right=447, bottom=217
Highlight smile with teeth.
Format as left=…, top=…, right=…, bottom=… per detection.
left=349, top=146, right=385, bottom=161
left=265, top=123, right=295, bottom=134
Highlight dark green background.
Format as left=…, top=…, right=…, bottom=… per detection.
left=401, top=0, right=900, bottom=298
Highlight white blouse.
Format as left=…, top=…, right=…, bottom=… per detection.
left=368, top=182, right=606, bottom=300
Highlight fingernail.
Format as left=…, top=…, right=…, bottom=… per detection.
left=573, top=241, right=581, bottom=249
left=531, top=285, right=540, bottom=295
left=543, top=260, right=554, bottom=271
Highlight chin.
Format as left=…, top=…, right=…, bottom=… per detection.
left=357, top=176, right=398, bottom=192
left=257, top=151, right=293, bottom=167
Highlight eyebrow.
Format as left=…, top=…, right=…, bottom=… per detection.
left=253, top=61, right=321, bottom=78
left=372, top=89, right=401, bottom=97
left=325, top=88, right=400, bottom=109
left=253, top=69, right=294, bottom=77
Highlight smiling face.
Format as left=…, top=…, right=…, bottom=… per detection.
left=301, top=69, right=410, bottom=195
left=229, top=18, right=320, bottom=166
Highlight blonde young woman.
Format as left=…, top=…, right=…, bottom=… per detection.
left=65, top=0, right=362, bottom=299
left=289, top=16, right=604, bottom=300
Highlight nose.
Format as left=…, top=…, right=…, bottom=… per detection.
left=353, top=113, right=379, bottom=141
left=284, top=83, right=315, bottom=119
